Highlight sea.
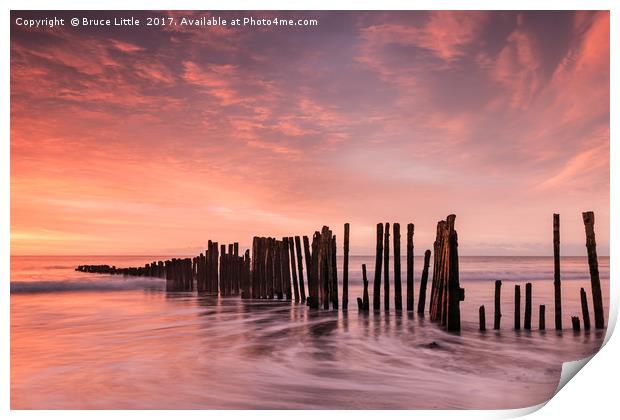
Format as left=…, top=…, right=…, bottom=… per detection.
left=10, top=255, right=610, bottom=409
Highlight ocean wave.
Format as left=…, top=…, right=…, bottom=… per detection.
left=10, top=277, right=166, bottom=294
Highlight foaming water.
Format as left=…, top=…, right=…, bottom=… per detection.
left=11, top=255, right=609, bottom=409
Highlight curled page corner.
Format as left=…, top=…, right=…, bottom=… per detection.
left=555, top=355, right=595, bottom=394
left=553, top=304, right=617, bottom=397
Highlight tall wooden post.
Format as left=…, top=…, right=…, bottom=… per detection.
left=514, top=285, right=521, bottom=330
left=288, top=237, right=299, bottom=301
left=582, top=211, right=604, bottom=329
left=553, top=214, right=562, bottom=330
left=494, top=280, right=502, bottom=330
left=220, top=244, right=226, bottom=296
left=213, top=242, right=219, bottom=295
left=406, top=223, right=414, bottom=312
left=394, top=223, right=402, bottom=311
left=373, top=223, right=384, bottom=311
left=343, top=223, right=350, bottom=310
left=282, top=237, right=293, bottom=300
left=445, top=215, right=463, bottom=332
left=331, top=234, right=339, bottom=310
left=295, top=236, right=306, bottom=302
left=303, top=235, right=316, bottom=307
left=417, top=249, right=431, bottom=315
left=539, top=305, right=546, bottom=330
left=524, top=283, right=532, bottom=330
left=384, top=222, right=390, bottom=311
left=309, top=233, right=320, bottom=309
left=479, top=305, right=486, bottom=331
left=580, top=288, right=591, bottom=331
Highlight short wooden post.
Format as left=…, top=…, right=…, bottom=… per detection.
left=373, top=223, right=384, bottom=311
left=417, top=249, right=431, bottom=315
left=393, top=223, right=402, bottom=311
left=362, top=264, right=369, bottom=311
left=539, top=305, right=546, bottom=330
left=572, top=316, right=581, bottom=332
left=524, top=283, right=532, bottom=330
left=479, top=305, right=486, bottom=331
left=406, top=223, right=414, bottom=312
left=494, top=280, right=502, bottom=330
left=514, top=285, right=521, bottom=330
left=295, top=236, right=306, bottom=302
left=582, top=211, right=604, bottom=329
left=343, top=223, right=350, bottom=310
left=580, top=288, right=591, bottom=330
left=553, top=213, right=562, bottom=330
left=384, top=222, right=390, bottom=311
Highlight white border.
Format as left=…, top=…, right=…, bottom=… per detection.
left=2, top=1, right=617, bottom=419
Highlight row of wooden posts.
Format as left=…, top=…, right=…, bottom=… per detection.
left=76, top=211, right=604, bottom=333
left=76, top=215, right=464, bottom=332
left=477, top=211, right=605, bottom=331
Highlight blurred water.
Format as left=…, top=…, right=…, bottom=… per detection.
left=10, top=255, right=609, bottom=409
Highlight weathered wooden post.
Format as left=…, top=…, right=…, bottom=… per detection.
left=275, top=240, right=284, bottom=300
left=288, top=237, right=300, bottom=302
left=524, top=283, right=532, bottom=330
left=362, top=264, right=369, bottom=311
left=445, top=215, right=463, bottom=332
left=265, top=238, right=274, bottom=299
left=394, top=223, right=402, bottom=311
left=494, top=280, right=502, bottom=330
left=572, top=316, right=581, bottom=332
left=373, top=223, right=384, bottom=311
left=479, top=305, right=486, bottom=331
left=295, top=236, right=306, bottom=302
left=417, top=249, right=431, bottom=315
left=303, top=235, right=314, bottom=306
left=406, top=223, right=414, bottom=312
left=539, top=305, right=546, bottom=330
left=343, top=223, right=350, bottom=310
left=553, top=213, right=562, bottom=330
left=580, top=288, right=591, bottom=330
left=582, top=211, right=604, bottom=329
left=213, top=242, right=219, bottom=295
left=282, top=237, right=293, bottom=300
left=317, top=228, right=328, bottom=309
left=430, top=221, right=446, bottom=321
left=241, top=249, right=251, bottom=298
left=331, top=234, right=339, bottom=310
left=384, top=222, right=390, bottom=311
left=309, top=233, right=320, bottom=309
left=233, top=242, right=240, bottom=295
left=220, top=244, right=227, bottom=296
left=514, top=285, right=521, bottom=330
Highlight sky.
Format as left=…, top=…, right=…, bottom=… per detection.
left=10, top=11, right=609, bottom=256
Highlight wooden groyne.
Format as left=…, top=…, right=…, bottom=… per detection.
left=76, top=211, right=605, bottom=335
